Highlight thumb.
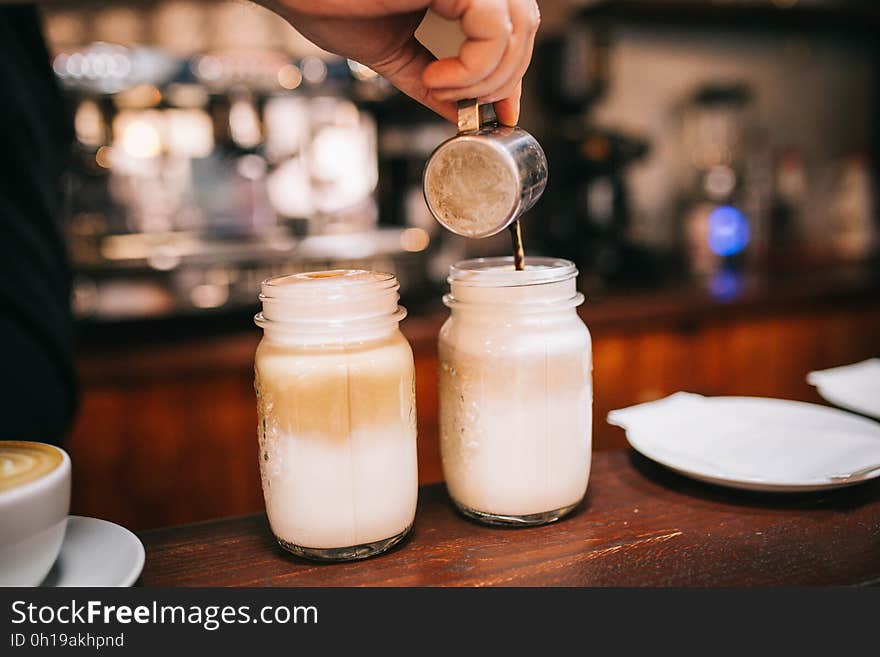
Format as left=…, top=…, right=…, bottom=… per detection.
left=371, top=37, right=458, bottom=123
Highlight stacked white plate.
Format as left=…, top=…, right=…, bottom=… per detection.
left=608, top=391, right=880, bottom=492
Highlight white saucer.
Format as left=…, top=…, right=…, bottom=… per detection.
left=41, top=516, right=145, bottom=587
left=608, top=392, right=880, bottom=492
left=807, top=359, right=880, bottom=420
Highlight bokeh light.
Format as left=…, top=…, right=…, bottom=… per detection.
left=707, top=205, right=750, bottom=257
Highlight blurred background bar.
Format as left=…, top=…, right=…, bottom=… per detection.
left=39, top=0, right=879, bottom=530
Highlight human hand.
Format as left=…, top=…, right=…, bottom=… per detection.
left=263, top=0, right=541, bottom=126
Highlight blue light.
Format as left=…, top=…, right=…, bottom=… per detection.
left=708, top=268, right=743, bottom=301
left=707, top=205, right=750, bottom=257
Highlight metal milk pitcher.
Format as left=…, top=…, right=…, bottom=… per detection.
left=422, top=99, right=548, bottom=238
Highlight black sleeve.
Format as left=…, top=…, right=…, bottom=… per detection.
left=0, top=5, right=76, bottom=445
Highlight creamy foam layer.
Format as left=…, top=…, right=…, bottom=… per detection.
left=445, top=257, right=583, bottom=308
left=0, top=442, right=63, bottom=493
left=255, top=332, right=417, bottom=548
left=260, top=271, right=400, bottom=323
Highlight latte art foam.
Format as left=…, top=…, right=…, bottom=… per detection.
left=0, top=442, right=63, bottom=492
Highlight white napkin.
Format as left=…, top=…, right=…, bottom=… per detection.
left=807, top=358, right=880, bottom=419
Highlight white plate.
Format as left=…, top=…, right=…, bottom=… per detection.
left=807, top=358, right=880, bottom=420
left=41, top=516, right=144, bottom=587
left=607, top=392, right=880, bottom=492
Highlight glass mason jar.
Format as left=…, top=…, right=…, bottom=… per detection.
left=438, top=257, right=592, bottom=526
left=254, top=270, right=418, bottom=561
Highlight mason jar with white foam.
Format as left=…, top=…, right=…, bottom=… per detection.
left=439, top=257, right=592, bottom=525
left=255, top=270, right=417, bottom=560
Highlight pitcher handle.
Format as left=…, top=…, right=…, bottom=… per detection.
left=456, top=99, right=498, bottom=134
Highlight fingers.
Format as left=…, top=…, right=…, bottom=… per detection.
left=492, top=80, right=521, bottom=126
left=422, top=0, right=512, bottom=89
left=422, top=0, right=539, bottom=126
left=370, top=36, right=458, bottom=123
left=433, top=0, right=538, bottom=105
left=368, top=0, right=539, bottom=125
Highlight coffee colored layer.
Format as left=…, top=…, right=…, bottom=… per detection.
left=254, top=332, right=415, bottom=443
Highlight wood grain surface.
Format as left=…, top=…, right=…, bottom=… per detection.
left=138, top=449, right=880, bottom=587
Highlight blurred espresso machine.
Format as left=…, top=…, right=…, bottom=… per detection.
left=533, top=17, right=658, bottom=286
left=45, top=1, right=439, bottom=322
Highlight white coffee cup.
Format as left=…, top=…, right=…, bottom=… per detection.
left=0, top=442, right=71, bottom=586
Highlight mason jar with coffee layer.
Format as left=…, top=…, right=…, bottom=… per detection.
left=438, top=257, right=592, bottom=526
left=254, top=270, right=418, bottom=561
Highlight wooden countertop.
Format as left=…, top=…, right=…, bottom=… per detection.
left=138, top=449, right=880, bottom=586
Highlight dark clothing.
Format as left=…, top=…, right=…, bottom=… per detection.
left=0, top=5, right=75, bottom=445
